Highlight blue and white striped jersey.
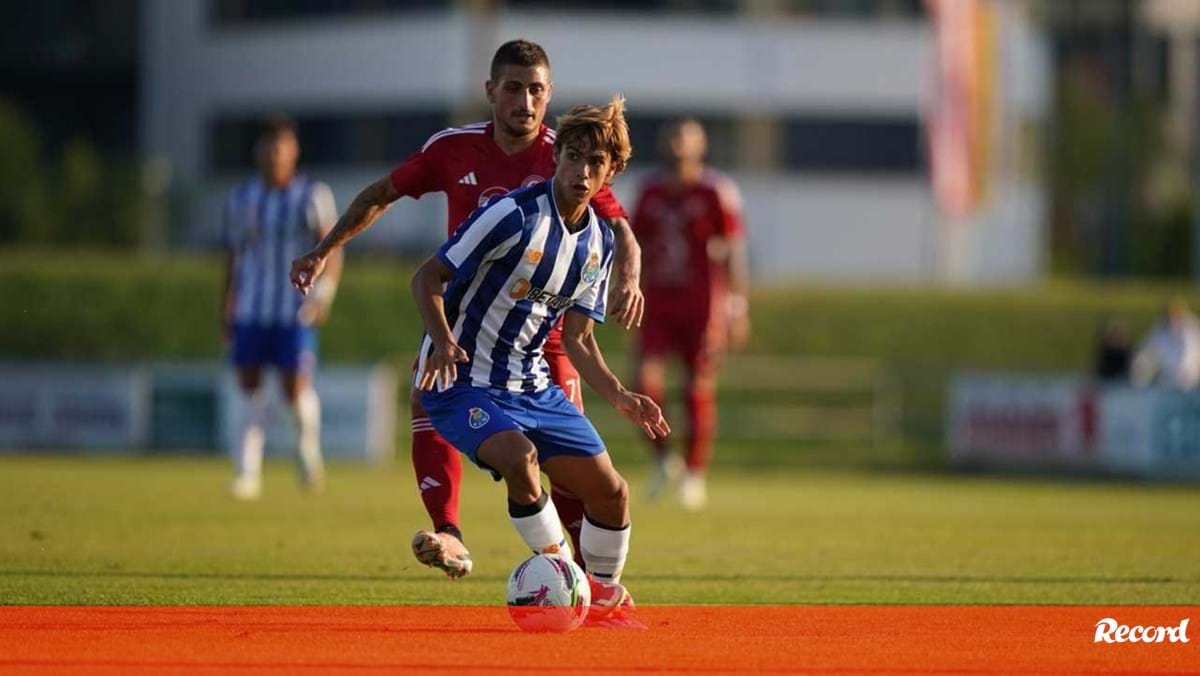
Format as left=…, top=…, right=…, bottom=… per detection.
left=420, top=180, right=615, bottom=393
left=223, top=176, right=336, bottom=327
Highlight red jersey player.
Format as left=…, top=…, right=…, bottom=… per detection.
left=290, top=40, right=644, bottom=578
left=631, top=118, right=750, bottom=511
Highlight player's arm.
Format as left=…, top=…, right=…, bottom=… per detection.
left=714, top=178, right=751, bottom=350
left=724, top=234, right=751, bottom=350
left=561, top=311, right=670, bottom=439
left=291, top=175, right=400, bottom=295
left=411, top=256, right=468, bottom=391
left=607, top=216, right=644, bottom=330
left=299, top=184, right=344, bottom=325
left=591, top=186, right=643, bottom=330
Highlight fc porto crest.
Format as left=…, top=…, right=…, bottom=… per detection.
left=581, top=253, right=601, bottom=284
left=467, top=407, right=490, bottom=430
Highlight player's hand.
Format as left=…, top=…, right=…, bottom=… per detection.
left=290, top=250, right=327, bottom=296
left=418, top=340, right=469, bottom=391
left=609, top=278, right=644, bottom=330
left=728, top=314, right=751, bottom=352
left=726, top=295, right=750, bottom=351
left=614, top=391, right=670, bottom=440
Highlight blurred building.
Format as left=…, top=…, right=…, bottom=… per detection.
left=140, top=0, right=1048, bottom=284
left=0, top=0, right=138, bottom=155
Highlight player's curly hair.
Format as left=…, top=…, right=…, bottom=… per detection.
left=554, top=95, right=632, bottom=181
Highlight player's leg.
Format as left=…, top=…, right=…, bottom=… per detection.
left=475, top=429, right=569, bottom=557
left=409, top=388, right=471, bottom=577
left=544, top=343, right=589, bottom=569
left=540, top=451, right=638, bottom=624
left=230, top=324, right=266, bottom=500
left=678, top=323, right=722, bottom=511
left=523, top=387, right=637, bottom=623
left=423, top=386, right=569, bottom=558
left=637, top=322, right=681, bottom=499
left=276, top=325, right=323, bottom=491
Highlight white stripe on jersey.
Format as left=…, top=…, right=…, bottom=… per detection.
left=480, top=209, right=553, bottom=390
left=421, top=124, right=487, bottom=153
left=441, top=197, right=518, bottom=269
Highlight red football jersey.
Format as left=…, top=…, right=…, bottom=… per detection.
left=631, top=168, right=743, bottom=301
left=389, top=121, right=626, bottom=237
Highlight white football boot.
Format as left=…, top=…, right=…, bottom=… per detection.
left=678, top=471, right=707, bottom=511
left=411, top=530, right=474, bottom=579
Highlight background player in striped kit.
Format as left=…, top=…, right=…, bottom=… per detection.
left=631, top=118, right=750, bottom=510
left=412, top=96, right=667, bottom=622
left=222, top=116, right=341, bottom=500
left=290, top=40, right=644, bottom=578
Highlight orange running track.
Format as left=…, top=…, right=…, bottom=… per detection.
left=1, top=606, right=1197, bottom=675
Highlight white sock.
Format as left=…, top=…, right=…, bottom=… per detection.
left=233, top=389, right=266, bottom=481
left=290, top=386, right=323, bottom=480
left=510, top=492, right=569, bottom=557
left=581, top=515, right=630, bottom=582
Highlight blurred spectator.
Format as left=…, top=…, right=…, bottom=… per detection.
left=1132, top=298, right=1200, bottom=390
left=1093, top=318, right=1131, bottom=382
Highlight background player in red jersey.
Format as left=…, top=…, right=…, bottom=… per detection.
left=631, top=118, right=750, bottom=511
left=290, top=40, right=643, bottom=577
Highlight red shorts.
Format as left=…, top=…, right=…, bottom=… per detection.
left=639, top=294, right=722, bottom=372
left=544, top=326, right=584, bottom=411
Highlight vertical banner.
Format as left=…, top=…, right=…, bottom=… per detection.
left=925, top=0, right=996, bottom=222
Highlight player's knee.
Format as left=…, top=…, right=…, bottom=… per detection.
left=597, top=473, right=628, bottom=511
left=486, top=437, right=538, bottom=480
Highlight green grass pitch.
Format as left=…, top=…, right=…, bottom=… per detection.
left=1, top=448, right=1197, bottom=606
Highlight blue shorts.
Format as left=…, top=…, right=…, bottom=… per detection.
left=422, top=385, right=606, bottom=477
left=230, top=323, right=317, bottom=373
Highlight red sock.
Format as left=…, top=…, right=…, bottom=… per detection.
left=551, top=484, right=587, bottom=571
left=411, top=414, right=462, bottom=536
left=685, top=384, right=716, bottom=472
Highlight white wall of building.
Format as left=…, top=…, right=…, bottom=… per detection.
left=141, top=0, right=1046, bottom=285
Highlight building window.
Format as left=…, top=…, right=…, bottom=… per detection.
left=210, top=111, right=450, bottom=173
left=782, top=117, right=921, bottom=173
left=622, top=112, right=738, bottom=169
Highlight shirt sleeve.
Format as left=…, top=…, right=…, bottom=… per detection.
left=589, top=184, right=627, bottom=221
left=629, top=183, right=651, bottom=240
left=436, top=199, right=524, bottom=281
left=305, top=182, right=337, bottom=235
left=388, top=144, right=442, bottom=199
left=571, top=225, right=616, bottom=323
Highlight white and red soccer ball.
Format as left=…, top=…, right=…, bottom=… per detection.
left=505, top=554, right=590, bottom=633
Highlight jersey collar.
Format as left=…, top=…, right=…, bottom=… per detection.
left=547, top=179, right=594, bottom=238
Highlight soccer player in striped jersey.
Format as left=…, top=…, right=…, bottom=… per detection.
left=412, top=96, right=667, bottom=622
left=222, top=116, right=342, bottom=500
left=290, top=40, right=644, bottom=578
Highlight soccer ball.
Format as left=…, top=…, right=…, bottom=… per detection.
left=505, top=554, right=591, bottom=633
